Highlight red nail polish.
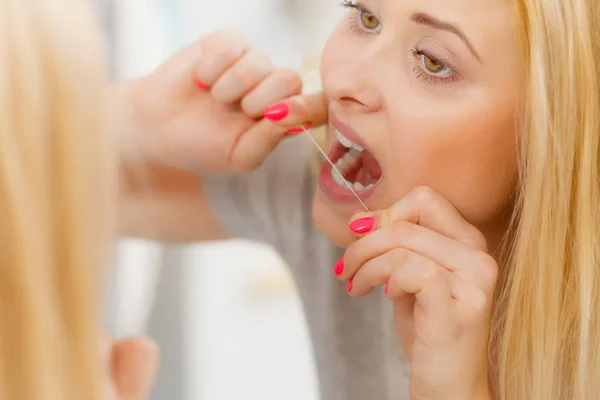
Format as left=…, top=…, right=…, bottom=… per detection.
left=349, top=217, right=375, bottom=234
left=264, top=103, right=289, bottom=121
left=196, top=80, right=209, bottom=90
left=384, top=284, right=389, bottom=295
left=334, top=258, right=344, bottom=276
left=346, top=280, right=353, bottom=292
left=285, top=123, right=312, bottom=135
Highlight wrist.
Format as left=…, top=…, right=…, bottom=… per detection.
left=107, top=79, right=147, bottom=164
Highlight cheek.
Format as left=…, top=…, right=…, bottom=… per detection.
left=320, top=26, right=353, bottom=89
left=385, top=91, right=519, bottom=227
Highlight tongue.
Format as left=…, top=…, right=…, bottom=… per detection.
left=360, top=151, right=382, bottom=179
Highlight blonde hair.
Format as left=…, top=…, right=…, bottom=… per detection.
left=494, top=0, right=600, bottom=398
left=0, top=1, right=115, bottom=399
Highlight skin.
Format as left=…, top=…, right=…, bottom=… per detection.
left=311, top=1, right=521, bottom=396
left=104, top=335, right=159, bottom=400
left=118, top=1, right=523, bottom=395
left=313, top=0, right=521, bottom=251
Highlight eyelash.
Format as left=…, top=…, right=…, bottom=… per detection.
left=340, top=0, right=460, bottom=85
left=340, top=0, right=378, bottom=36
left=409, top=48, right=460, bottom=85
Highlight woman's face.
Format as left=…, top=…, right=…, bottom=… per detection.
left=313, top=0, right=521, bottom=248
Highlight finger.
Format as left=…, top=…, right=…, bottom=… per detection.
left=346, top=248, right=414, bottom=298
left=112, top=337, right=160, bottom=400
left=385, top=257, right=452, bottom=327
left=227, top=118, right=288, bottom=171
left=241, top=68, right=303, bottom=118
left=342, top=221, right=498, bottom=294
left=262, top=91, right=328, bottom=129
left=450, top=280, right=491, bottom=326
left=350, top=186, right=488, bottom=252
left=194, top=30, right=250, bottom=87
left=211, top=48, right=275, bottom=104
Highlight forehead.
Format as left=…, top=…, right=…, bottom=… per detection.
left=380, top=0, right=516, bottom=60
left=380, top=0, right=511, bottom=16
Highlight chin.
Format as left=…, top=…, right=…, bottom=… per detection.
left=312, top=192, right=358, bottom=248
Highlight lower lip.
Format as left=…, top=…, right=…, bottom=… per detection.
left=317, top=142, right=378, bottom=206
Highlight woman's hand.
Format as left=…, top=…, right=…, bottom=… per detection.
left=116, top=30, right=327, bottom=173
left=102, top=333, right=159, bottom=400
left=335, top=186, right=497, bottom=400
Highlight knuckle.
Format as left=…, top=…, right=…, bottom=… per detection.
left=420, top=262, right=442, bottom=284
left=390, top=220, right=415, bottom=241
left=276, top=68, right=303, bottom=94
left=230, top=155, right=261, bottom=172
left=215, top=46, right=244, bottom=65
left=249, top=49, right=274, bottom=69
left=230, top=51, right=272, bottom=89
left=466, top=288, right=489, bottom=317
left=478, top=253, right=499, bottom=284
left=411, top=185, right=437, bottom=205
left=387, top=248, right=410, bottom=272
left=231, top=63, right=258, bottom=88
left=466, top=227, right=488, bottom=252
left=214, top=29, right=248, bottom=46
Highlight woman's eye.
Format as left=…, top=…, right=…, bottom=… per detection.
left=420, top=53, right=453, bottom=76
left=360, top=10, right=381, bottom=32
left=411, top=48, right=459, bottom=84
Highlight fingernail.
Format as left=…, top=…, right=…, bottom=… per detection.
left=346, top=279, right=353, bottom=292
left=264, top=103, right=289, bottom=121
left=196, top=80, right=209, bottom=90
left=384, top=284, right=389, bottom=295
left=334, top=258, right=344, bottom=276
left=285, top=123, right=312, bottom=136
left=349, top=217, right=375, bottom=234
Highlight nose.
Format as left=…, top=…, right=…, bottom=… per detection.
left=323, top=52, right=383, bottom=114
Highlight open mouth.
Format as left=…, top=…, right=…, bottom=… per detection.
left=328, top=129, right=383, bottom=192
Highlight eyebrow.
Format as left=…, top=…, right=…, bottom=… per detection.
left=410, top=12, right=482, bottom=63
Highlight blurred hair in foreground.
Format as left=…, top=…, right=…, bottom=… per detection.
left=0, top=0, right=115, bottom=399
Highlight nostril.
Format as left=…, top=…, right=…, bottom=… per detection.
left=339, top=96, right=365, bottom=106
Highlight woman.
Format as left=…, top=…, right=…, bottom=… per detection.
left=118, top=0, right=600, bottom=399
left=0, top=1, right=157, bottom=399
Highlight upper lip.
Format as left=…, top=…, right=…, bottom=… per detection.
left=330, top=114, right=373, bottom=155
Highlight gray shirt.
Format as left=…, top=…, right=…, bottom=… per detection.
left=92, top=1, right=411, bottom=396
left=204, top=137, right=411, bottom=400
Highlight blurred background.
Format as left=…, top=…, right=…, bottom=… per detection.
left=97, top=1, right=344, bottom=399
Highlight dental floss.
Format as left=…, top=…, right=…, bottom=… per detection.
left=301, top=125, right=371, bottom=212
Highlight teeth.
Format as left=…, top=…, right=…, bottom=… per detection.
left=336, top=157, right=348, bottom=169
left=334, top=147, right=361, bottom=172
left=352, top=143, right=364, bottom=152
left=330, top=138, right=376, bottom=193
left=336, top=129, right=364, bottom=152
left=344, top=149, right=360, bottom=164
left=332, top=168, right=346, bottom=186
left=330, top=168, right=376, bottom=192
left=336, top=129, right=354, bottom=148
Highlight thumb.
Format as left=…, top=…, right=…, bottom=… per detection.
left=227, top=91, right=329, bottom=172
left=265, top=91, right=328, bottom=129
left=112, top=337, right=160, bottom=400
left=291, top=91, right=328, bottom=127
